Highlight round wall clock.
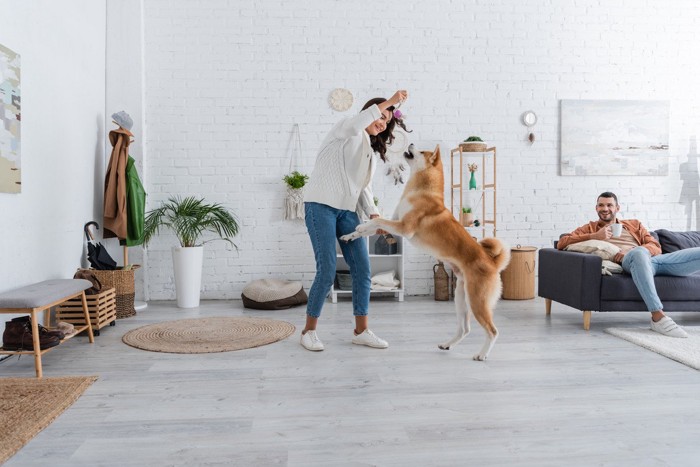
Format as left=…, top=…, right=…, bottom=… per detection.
left=329, top=88, right=353, bottom=112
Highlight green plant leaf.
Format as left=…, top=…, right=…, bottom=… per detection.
left=143, top=196, right=240, bottom=248
left=283, top=171, right=309, bottom=189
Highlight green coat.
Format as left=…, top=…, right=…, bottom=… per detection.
left=120, top=156, right=146, bottom=247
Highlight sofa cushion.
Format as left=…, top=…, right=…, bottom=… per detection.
left=564, top=240, right=620, bottom=261
left=655, top=229, right=700, bottom=253
left=601, top=272, right=700, bottom=301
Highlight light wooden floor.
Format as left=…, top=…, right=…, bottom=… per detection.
left=3, top=296, right=700, bottom=466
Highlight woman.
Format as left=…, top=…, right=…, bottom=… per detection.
left=301, top=90, right=409, bottom=351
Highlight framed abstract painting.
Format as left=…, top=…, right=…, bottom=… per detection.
left=0, top=43, right=21, bottom=193
left=561, top=99, right=669, bottom=176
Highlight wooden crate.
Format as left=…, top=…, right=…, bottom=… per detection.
left=57, top=287, right=116, bottom=335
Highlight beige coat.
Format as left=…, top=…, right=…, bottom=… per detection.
left=103, top=127, right=133, bottom=239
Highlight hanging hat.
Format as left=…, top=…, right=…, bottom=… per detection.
left=111, top=110, right=133, bottom=131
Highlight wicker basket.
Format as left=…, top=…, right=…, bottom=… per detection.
left=459, top=142, right=487, bottom=152
left=433, top=262, right=450, bottom=301
left=501, top=246, right=537, bottom=300
left=57, top=287, right=116, bottom=335
left=89, top=266, right=140, bottom=318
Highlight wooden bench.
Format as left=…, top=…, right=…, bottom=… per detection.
left=0, top=279, right=95, bottom=378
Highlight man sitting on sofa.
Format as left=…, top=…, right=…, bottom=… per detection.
left=558, top=191, right=700, bottom=338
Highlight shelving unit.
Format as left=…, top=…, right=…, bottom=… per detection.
left=330, top=234, right=404, bottom=303
left=450, top=145, right=497, bottom=238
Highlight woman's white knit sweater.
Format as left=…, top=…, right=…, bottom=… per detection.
left=304, top=104, right=382, bottom=218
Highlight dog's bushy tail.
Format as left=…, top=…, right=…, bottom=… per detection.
left=479, top=238, right=511, bottom=273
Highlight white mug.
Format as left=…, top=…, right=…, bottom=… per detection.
left=611, top=223, right=623, bottom=237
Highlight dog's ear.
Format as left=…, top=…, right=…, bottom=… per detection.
left=428, top=145, right=441, bottom=165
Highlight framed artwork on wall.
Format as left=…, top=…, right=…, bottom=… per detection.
left=0, top=43, right=21, bottom=193
left=560, top=99, right=669, bottom=176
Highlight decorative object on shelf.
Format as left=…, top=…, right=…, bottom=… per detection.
left=374, top=233, right=398, bottom=255
left=328, top=87, right=353, bottom=112
left=473, top=219, right=481, bottom=227
left=283, top=124, right=308, bottom=220
left=522, top=110, right=537, bottom=144
left=460, top=136, right=487, bottom=152
left=460, top=207, right=473, bottom=227
left=467, top=162, right=478, bottom=190
left=143, top=196, right=240, bottom=308
left=433, top=261, right=450, bottom=301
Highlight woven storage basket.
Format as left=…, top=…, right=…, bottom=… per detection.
left=433, top=262, right=450, bottom=301
left=90, top=266, right=139, bottom=318
left=56, top=287, right=116, bottom=335
left=501, top=246, right=537, bottom=300
left=459, top=142, right=487, bottom=152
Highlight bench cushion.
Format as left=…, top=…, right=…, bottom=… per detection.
left=0, top=279, right=92, bottom=309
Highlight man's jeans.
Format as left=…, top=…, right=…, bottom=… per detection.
left=304, top=202, right=371, bottom=318
left=622, top=246, right=700, bottom=311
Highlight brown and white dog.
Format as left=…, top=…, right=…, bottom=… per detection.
left=341, top=144, right=510, bottom=360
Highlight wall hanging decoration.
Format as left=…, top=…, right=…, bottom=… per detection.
left=561, top=99, right=669, bottom=176
left=0, top=43, right=21, bottom=193
left=283, top=124, right=308, bottom=220
left=328, top=87, right=353, bottom=112
left=522, top=110, right=537, bottom=143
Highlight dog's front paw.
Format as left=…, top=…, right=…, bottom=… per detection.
left=340, top=232, right=359, bottom=242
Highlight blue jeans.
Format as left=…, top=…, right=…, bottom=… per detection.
left=304, top=202, right=371, bottom=318
left=622, top=246, right=700, bottom=311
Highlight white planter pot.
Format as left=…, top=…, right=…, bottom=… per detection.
left=172, top=246, right=204, bottom=308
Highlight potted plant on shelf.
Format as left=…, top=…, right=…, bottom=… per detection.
left=143, top=196, right=240, bottom=308
left=460, top=136, right=487, bottom=152
left=460, top=207, right=473, bottom=227
left=283, top=170, right=309, bottom=220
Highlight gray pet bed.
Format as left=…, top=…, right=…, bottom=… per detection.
left=241, top=279, right=308, bottom=310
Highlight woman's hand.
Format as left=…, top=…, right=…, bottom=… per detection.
left=389, top=90, right=408, bottom=107
left=370, top=214, right=388, bottom=235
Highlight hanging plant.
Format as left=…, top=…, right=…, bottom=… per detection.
left=283, top=171, right=309, bottom=189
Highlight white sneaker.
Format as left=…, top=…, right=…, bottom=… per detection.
left=650, top=316, right=688, bottom=338
left=352, top=329, right=388, bottom=349
left=300, top=330, right=324, bottom=351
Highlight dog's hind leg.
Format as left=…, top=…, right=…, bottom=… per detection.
left=469, top=284, right=499, bottom=361
left=438, top=275, right=470, bottom=350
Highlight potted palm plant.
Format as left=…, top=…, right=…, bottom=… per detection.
left=143, top=196, right=240, bottom=308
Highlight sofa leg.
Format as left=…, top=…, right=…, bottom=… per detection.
left=545, top=299, right=552, bottom=316
left=583, top=311, right=591, bottom=330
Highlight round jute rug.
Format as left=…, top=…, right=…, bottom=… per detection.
left=122, top=317, right=296, bottom=353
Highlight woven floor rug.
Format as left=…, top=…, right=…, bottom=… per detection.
left=122, top=316, right=296, bottom=353
left=605, top=326, right=700, bottom=370
left=0, top=376, right=97, bottom=464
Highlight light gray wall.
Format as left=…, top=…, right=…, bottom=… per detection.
left=140, top=0, right=700, bottom=299
left=0, top=0, right=106, bottom=293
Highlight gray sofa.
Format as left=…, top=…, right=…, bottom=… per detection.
left=538, top=230, right=700, bottom=330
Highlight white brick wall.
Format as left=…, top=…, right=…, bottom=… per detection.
left=140, top=0, right=700, bottom=300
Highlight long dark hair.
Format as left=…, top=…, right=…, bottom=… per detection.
left=362, top=98, right=411, bottom=163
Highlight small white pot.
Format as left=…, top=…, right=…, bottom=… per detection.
left=172, top=246, right=204, bottom=308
